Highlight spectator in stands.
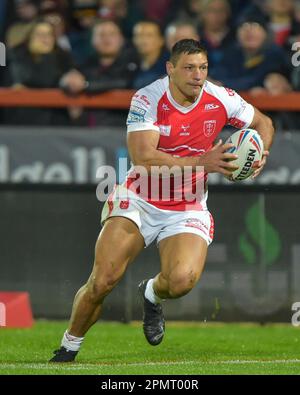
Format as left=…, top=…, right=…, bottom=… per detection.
left=61, top=19, right=138, bottom=94
left=173, top=0, right=204, bottom=26
left=210, top=14, right=292, bottom=91
left=197, top=0, right=235, bottom=72
left=165, top=21, right=200, bottom=52
left=5, top=20, right=74, bottom=125
left=5, top=0, right=39, bottom=48
left=43, top=11, right=72, bottom=52
left=238, top=1, right=300, bottom=49
left=295, top=0, right=300, bottom=23
left=60, top=19, right=139, bottom=125
left=132, top=20, right=168, bottom=89
left=97, top=0, right=144, bottom=39
left=39, top=0, right=66, bottom=14
left=97, top=0, right=128, bottom=21
left=264, top=0, right=300, bottom=47
left=66, top=0, right=98, bottom=65
left=263, top=72, right=292, bottom=95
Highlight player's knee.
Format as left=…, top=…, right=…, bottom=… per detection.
left=168, top=271, right=198, bottom=298
left=87, top=272, right=119, bottom=303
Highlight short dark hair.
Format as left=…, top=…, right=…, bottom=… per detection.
left=170, top=39, right=207, bottom=65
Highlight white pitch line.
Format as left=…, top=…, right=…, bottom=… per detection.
left=1, top=359, right=300, bottom=370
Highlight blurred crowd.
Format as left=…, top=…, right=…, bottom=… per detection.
left=0, top=0, right=300, bottom=127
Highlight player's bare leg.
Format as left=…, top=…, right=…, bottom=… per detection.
left=50, top=217, right=144, bottom=362
left=139, top=233, right=207, bottom=345
left=155, top=233, right=208, bottom=299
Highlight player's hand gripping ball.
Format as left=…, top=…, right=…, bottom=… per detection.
left=225, top=129, right=264, bottom=181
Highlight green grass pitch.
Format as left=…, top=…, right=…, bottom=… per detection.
left=0, top=321, right=300, bottom=375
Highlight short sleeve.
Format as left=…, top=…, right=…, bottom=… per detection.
left=223, top=87, right=255, bottom=129
left=126, top=89, right=160, bottom=133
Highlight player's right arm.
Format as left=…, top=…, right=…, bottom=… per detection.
left=127, top=131, right=238, bottom=176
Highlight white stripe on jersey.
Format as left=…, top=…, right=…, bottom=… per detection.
left=158, top=145, right=205, bottom=153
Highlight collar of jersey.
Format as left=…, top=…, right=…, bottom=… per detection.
left=166, top=80, right=207, bottom=114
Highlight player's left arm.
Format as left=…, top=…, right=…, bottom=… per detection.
left=248, top=107, right=275, bottom=179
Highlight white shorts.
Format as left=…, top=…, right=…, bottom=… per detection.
left=101, top=185, right=214, bottom=247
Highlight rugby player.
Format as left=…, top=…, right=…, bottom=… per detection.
left=50, top=39, right=274, bottom=362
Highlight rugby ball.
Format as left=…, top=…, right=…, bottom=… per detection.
left=225, top=129, right=264, bottom=181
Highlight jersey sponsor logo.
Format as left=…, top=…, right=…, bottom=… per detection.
left=203, top=120, right=217, bottom=137
left=127, top=106, right=146, bottom=124
left=225, top=87, right=236, bottom=96
left=228, top=117, right=246, bottom=129
left=204, top=103, right=220, bottom=111
left=179, top=124, right=190, bottom=136
left=127, top=112, right=145, bottom=123
left=133, top=94, right=150, bottom=106
left=159, top=125, right=171, bottom=136
left=130, top=105, right=146, bottom=116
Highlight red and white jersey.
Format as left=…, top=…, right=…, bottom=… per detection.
left=125, top=76, right=254, bottom=211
